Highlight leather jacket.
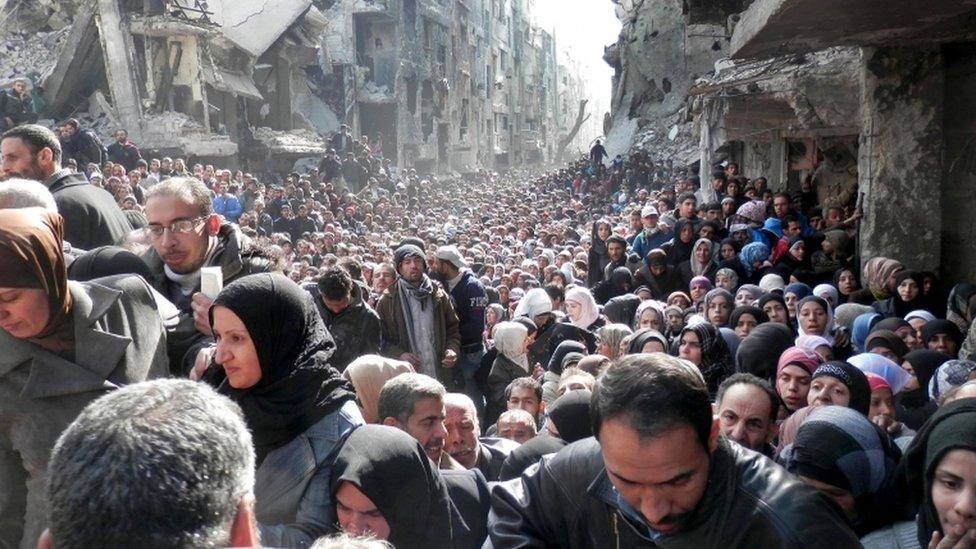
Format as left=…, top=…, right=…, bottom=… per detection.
left=487, top=437, right=861, bottom=548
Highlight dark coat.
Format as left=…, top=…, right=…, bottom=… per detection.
left=305, top=281, right=382, bottom=371
left=442, top=468, right=492, bottom=549
left=475, top=437, right=520, bottom=482
left=0, top=89, right=37, bottom=128
left=62, top=128, right=106, bottom=167
left=47, top=170, right=132, bottom=250
left=106, top=140, right=143, bottom=172
left=0, top=276, right=169, bottom=548
left=487, top=353, right=529, bottom=416
left=448, top=271, right=489, bottom=350
left=487, top=437, right=860, bottom=548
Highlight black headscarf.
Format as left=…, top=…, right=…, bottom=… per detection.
left=331, top=425, right=457, bottom=548
left=680, top=323, right=733, bottom=396
left=865, top=330, right=910, bottom=363
left=922, top=320, right=963, bottom=353
left=603, top=294, right=641, bottom=325
left=729, top=306, right=768, bottom=332
left=947, top=283, right=976, bottom=332
left=548, top=389, right=593, bottom=443
left=210, top=273, right=355, bottom=465
left=68, top=245, right=155, bottom=281
left=901, top=399, right=976, bottom=546
left=811, top=361, right=871, bottom=416
left=903, top=350, right=950, bottom=406
left=627, top=328, right=668, bottom=354
left=735, top=322, right=795, bottom=380
left=665, top=218, right=696, bottom=266
left=548, top=340, right=586, bottom=376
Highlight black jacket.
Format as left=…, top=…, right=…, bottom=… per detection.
left=62, top=128, right=106, bottom=167
left=106, top=140, right=143, bottom=172
left=475, top=437, right=519, bottom=482
left=487, top=437, right=860, bottom=548
left=0, top=89, right=37, bottom=128
left=305, top=281, right=381, bottom=371
left=442, top=469, right=491, bottom=549
left=447, top=271, right=488, bottom=350
left=47, top=170, right=132, bottom=250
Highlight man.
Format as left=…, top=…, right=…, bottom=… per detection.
left=772, top=192, right=813, bottom=236
left=715, top=373, right=778, bottom=456
left=41, top=379, right=258, bottom=548
left=106, top=129, right=142, bottom=172
left=496, top=409, right=537, bottom=444
left=378, top=373, right=460, bottom=470
left=306, top=266, right=381, bottom=371
left=376, top=244, right=461, bottom=389
left=1, top=124, right=131, bottom=249
left=443, top=393, right=519, bottom=481
left=504, top=377, right=545, bottom=426
left=142, top=177, right=270, bottom=374
left=318, top=148, right=342, bottom=183
left=589, top=139, right=608, bottom=167
left=602, top=235, right=627, bottom=281
left=432, top=245, right=488, bottom=415
left=330, top=124, right=354, bottom=155
left=676, top=192, right=699, bottom=221
left=58, top=118, right=106, bottom=167
left=213, top=182, right=243, bottom=223
left=0, top=79, right=37, bottom=131
left=630, top=206, right=669, bottom=262
left=273, top=203, right=300, bottom=243
left=487, top=353, right=860, bottom=547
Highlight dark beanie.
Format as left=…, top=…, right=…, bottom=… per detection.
left=394, top=244, right=425, bottom=272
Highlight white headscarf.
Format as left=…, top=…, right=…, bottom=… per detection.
left=565, top=286, right=600, bottom=329
left=513, top=288, right=553, bottom=319
left=493, top=322, right=529, bottom=371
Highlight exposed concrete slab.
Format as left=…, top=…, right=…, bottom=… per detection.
left=731, top=0, right=976, bottom=60
left=207, top=0, right=312, bottom=57
left=95, top=0, right=142, bottom=140
left=128, top=15, right=212, bottom=37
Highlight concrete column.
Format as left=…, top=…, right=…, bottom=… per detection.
left=857, top=46, right=944, bottom=272
left=96, top=0, right=143, bottom=140
left=768, top=131, right=786, bottom=190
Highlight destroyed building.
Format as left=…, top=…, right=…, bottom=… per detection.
left=0, top=0, right=593, bottom=172
left=604, top=0, right=976, bottom=283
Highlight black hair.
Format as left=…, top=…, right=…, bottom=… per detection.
left=318, top=266, right=354, bottom=301
left=591, top=354, right=712, bottom=449
left=504, top=377, right=543, bottom=403
left=716, top=373, right=778, bottom=422
left=544, top=283, right=565, bottom=303
left=2, top=124, right=63, bottom=164
left=677, top=192, right=697, bottom=205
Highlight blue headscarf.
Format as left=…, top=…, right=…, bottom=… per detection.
left=784, top=283, right=813, bottom=301
left=739, top=242, right=770, bottom=277
left=852, top=312, right=882, bottom=353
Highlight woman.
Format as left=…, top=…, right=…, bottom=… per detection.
left=928, top=359, right=976, bottom=403
left=796, top=296, right=836, bottom=345
left=0, top=209, right=168, bottom=548
left=730, top=305, right=768, bottom=340
left=633, top=300, right=665, bottom=332
left=635, top=249, right=682, bottom=300
left=544, top=340, right=588, bottom=405
left=209, top=272, right=362, bottom=546
left=784, top=283, right=813, bottom=322
left=874, top=271, right=924, bottom=319
left=678, top=238, right=719, bottom=285
left=595, top=323, right=632, bottom=360
left=487, top=322, right=531, bottom=414
left=735, top=322, right=796, bottom=380
left=874, top=317, right=923, bottom=352
left=738, top=241, right=771, bottom=284
left=661, top=218, right=696, bottom=267
left=850, top=257, right=904, bottom=305
left=833, top=267, right=861, bottom=305
left=922, top=320, right=963, bottom=358
left=783, top=406, right=903, bottom=537
left=715, top=267, right=739, bottom=293
left=813, top=284, right=840, bottom=310
left=626, top=328, right=669, bottom=354
left=808, top=361, right=871, bottom=415
left=852, top=312, right=883, bottom=353
left=342, top=355, right=414, bottom=423
left=812, top=231, right=853, bottom=281
left=734, top=284, right=763, bottom=308
left=483, top=303, right=507, bottom=345
left=896, top=400, right=976, bottom=548
left=947, top=283, right=976, bottom=334
left=900, top=349, right=950, bottom=430
left=770, top=237, right=807, bottom=281
left=796, top=334, right=834, bottom=361
left=776, top=347, right=823, bottom=416
left=677, top=323, right=733, bottom=396
left=564, top=286, right=604, bottom=333
left=865, top=330, right=911, bottom=364
left=759, top=293, right=792, bottom=327
left=688, top=276, right=712, bottom=305
left=586, top=219, right=612, bottom=287
left=331, top=425, right=464, bottom=548
left=703, top=288, right=734, bottom=328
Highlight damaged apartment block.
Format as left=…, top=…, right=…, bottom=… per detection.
left=0, top=0, right=591, bottom=173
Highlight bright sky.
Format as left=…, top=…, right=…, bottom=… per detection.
left=530, top=0, right=621, bottom=114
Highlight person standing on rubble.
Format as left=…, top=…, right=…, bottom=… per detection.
left=106, top=128, right=143, bottom=172
left=0, top=78, right=38, bottom=132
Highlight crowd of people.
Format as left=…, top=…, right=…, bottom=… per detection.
left=2, top=118, right=976, bottom=548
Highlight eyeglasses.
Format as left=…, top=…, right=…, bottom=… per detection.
left=145, top=216, right=208, bottom=238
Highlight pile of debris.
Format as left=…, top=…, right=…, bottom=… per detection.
left=252, top=126, right=326, bottom=156
left=0, top=27, right=70, bottom=84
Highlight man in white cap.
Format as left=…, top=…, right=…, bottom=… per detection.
left=432, top=245, right=489, bottom=419
left=631, top=205, right=669, bottom=261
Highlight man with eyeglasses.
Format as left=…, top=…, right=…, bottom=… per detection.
left=143, top=177, right=272, bottom=376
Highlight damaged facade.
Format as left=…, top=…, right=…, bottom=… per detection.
left=0, top=0, right=591, bottom=172
left=605, top=0, right=976, bottom=283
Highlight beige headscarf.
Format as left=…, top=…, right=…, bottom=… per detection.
left=342, top=355, right=414, bottom=423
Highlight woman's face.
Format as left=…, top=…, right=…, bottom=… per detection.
left=212, top=306, right=262, bottom=390
left=734, top=290, right=754, bottom=308
left=498, top=286, right=510, bottom=302
left=734, top=313, right=758, bottom=340
left=335, top=481, right=391, bottom=540
left=566, top=300, right=583, bottom=322
left=679, top=224, right=694, bottom=243
left=901, top=360, right=922, bottom=391
left=764, top=301, right=790, bottom=325
left=929, top=334, right=959, bottom=357
left=931, top=449, right=976, bottom=538
left=923, top=276, right=936, bottom=296
left=486, top=309, right=499, bottom=325
left=639, top=309, right=661, bottom=331
left=707, top=296, right=731, bottom=327
left=720, top=243, right=736, bottom=260
left=868, top=388, right=895, bottom=421
left=716, top=273, right=734, bottom=292
left=898, top=278, right=920, bottom=302
left=694, top=242, right=711, bottom=264
left=790, top=242, right=805, bottom=262
left=799, top=302, right=828, bottom=336
left=808, top=376, right=850, bottom=408
left=670, top=295, right=691, bottom=310
left=690, top=284, right=707, bottom=302
left=868, top=345, right=900, bottom=363
left=597, top=224, right=611, bottom=240
left=641, top=340, right=666, bottom=354
left=667, top=310, right=683, bottom=330
left=0, top=288, right=50, bottom=340
left=837, top=270, right=857, bottom=295
left=909, top=318, right=928, bottom=342
left=777, top=365, right=812, bottom=411
left=816, top=291, right=836, bottom=310
left=678, top=331, right=703, bottom=365
left=784, top=293, right=800, bottom=318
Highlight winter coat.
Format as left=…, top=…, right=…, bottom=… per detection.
left=213, top=193, right=243, bottom=223
left=487, top=438, right=861, bottom=548
left=62, top=128, right=106, bottom=167
left=448, top=271, right=489, bottom=351
left=375, top=278, right=462, bottom=389
left=46, top=169, right=132, bottom=250
left=487, top=353, right=530, bottom=415
left=306, top=282, right=382, bottom=371
left=0, top=276, right=169, bottom=549
left=106, top=140, right=143, bottom=171
left=0, top=89, right=37, bottom=128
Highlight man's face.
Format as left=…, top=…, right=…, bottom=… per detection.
left=717, top=384, right=773, bottom=452
left=1, top=137, right=50, bottom=180
left=642, top=215, right=657, bottom=230
left=507, top=386, right=542, bottom=419
left=144, top=195, right=212, bottom=274
left=12, top=81, right=26, bottom=94
left=630, top=213, right=642, bottom=231
left=400, top=397, right=448, bottom=463
left=398, top=256, right=425, bottom=285
left=773, top=197, right=790, bottom=218
left=608, top=241, right=625, bottom=262
left=115, top=131, right=127, bottom=143
left=497, top=418, right=535, bottom=444
left=322, top=294, right=352, bottom=315
left=600, top=420, right=713, bottom=534
left=680, top=199, right=696, bottom=218
left=444, top=402, right=480, bottom=469
left=785, top=221, right=801, bottom=237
